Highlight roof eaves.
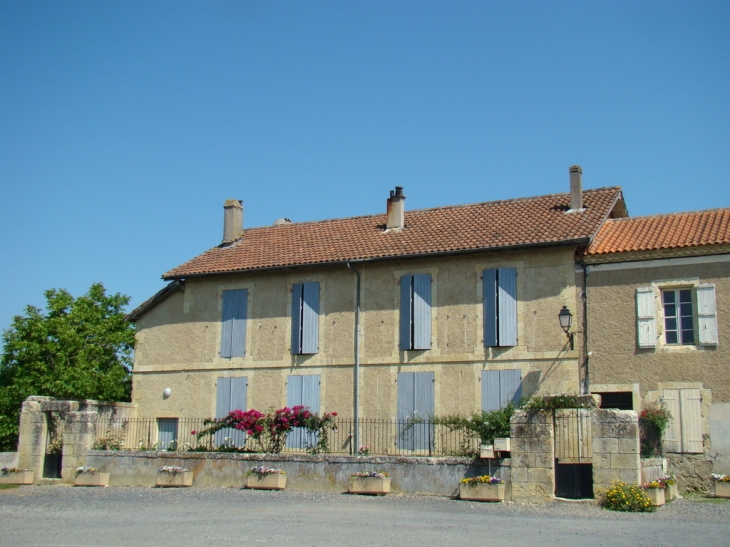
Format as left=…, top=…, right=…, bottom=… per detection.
left=125, top=280, right=185, bottom=322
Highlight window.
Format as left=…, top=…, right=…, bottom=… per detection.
left=286, top=375, right=320, bottom=449
left=662, top=388, right=703, bottom=453
left=483, top=268, right=517, bottom=347
left=597, top=392, right=633, bottom=410
left=157, top=418, right=178, bottom=451
left=481, top=369, right=522, bottom=411
left=397, top=371, right=434, bottom=450
left=220, top=289, right=248, bottom=358
left=635, top=283, right=718, bottom=348
left=400, top=274, right=431, bottom=350
left=215, top=377, right=248, bottom=448
left=291, top=282, right=320, bottom=354
left=662, top=289, right=694, bottom=345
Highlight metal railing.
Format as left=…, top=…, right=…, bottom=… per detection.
left=91, top=417, right=481, bottom=457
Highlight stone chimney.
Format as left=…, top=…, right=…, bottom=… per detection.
left=222, top=199, right=243, bottom=244
left=568, top=165, right=584, bottom=212
left=386, top=186, right=406, bottom=230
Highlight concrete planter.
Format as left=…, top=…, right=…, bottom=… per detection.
left=459, top=482, right=506, bottom=502
left=156, top=471, right=193, bottom=487
left=349, top=476, right=391, bottom=495
left=246, top=473, right=286, bottom=490
left=479, top=445, right=495, bottom=459
left=714, top=481, right=730, bottom=498
left=493, top=438, right=511, bottom=452
left=665, top=483, right=678, bottom=501
left=75, top=473, right=110, bottom=487
left=0, top=470, right=34, bottom=485
left=645, top=487, right=665, bottom=506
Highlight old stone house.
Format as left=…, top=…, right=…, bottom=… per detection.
left=582, top=208, right=730, bottom=482
left=127, top=167, right=628, bottom=449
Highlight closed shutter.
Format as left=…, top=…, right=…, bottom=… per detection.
left=497, top=268, right=517, bottom=346
left=662, top=389, right=681, bottom=453
left=413, top=274, right=432, bottom=350
left=500, top=368, right=523, bottom=406
left=291, top=283, right=303, bottom=354
left=397, top=371, right=434, bottom=450
left=481, top=369, right=522, bottom=411
left=221, top=289, right=247, bottom=358
left=636, top=287, right=657, bottom=348
left=301, top=282, right=320, bottom=354
left=229, top=377, right=248, bottom=447
left=157, top=418, right=178, bottom=451
left=697, top=284, right=719, bottom=346
left=483, top=269, right=498, bottom=347
left=286, top=375, right=320, bottom=449
left=680, top=389, right=703, bottom=453
left=215, top=377, right=248, bottom=448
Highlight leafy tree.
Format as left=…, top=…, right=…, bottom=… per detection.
left=0, top=283, right=134, bottom=450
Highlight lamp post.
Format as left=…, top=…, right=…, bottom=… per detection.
left=558, top=306, right=574, bottom=350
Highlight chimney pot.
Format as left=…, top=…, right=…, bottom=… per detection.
left=386, top=186, right=406, bottom=230
left=222, top=199, right=244, bottom=244
left=568, top=165, right=584, bottom=212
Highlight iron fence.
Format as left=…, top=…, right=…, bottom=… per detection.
left=91, top=417, right=481, bottom=457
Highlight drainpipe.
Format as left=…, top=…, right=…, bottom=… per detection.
left=346, top=261, right=361, bottom=454
left=582, top=264, right=590, bottom=395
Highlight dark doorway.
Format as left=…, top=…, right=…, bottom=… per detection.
left=42, top=412, right=63, bottom=479
left=555, top=463, right=593, bottom=499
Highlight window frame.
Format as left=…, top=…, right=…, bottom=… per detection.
left=661, top=287, right=695, bottom=346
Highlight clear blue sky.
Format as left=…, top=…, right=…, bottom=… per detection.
left=1, top=0, right=729, bottom=339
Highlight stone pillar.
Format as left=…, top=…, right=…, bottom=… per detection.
left=61, top=411, right=99, bottom=483
left=16, top=399, right=47, bottom=480
left=510, top=409, right=554, bottom=503
left=591, top=409, right=640, bottom=493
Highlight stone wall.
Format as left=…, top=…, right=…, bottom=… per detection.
left=0, top=452, right=18, bottom=469
left=510, top=409, right=554, bottom=503
left=667, top=453, right=713, bottom=492
left=85, top=451, right=511, bottom=497
left=641, top=457, right=667, bottom=483
left=591, top=409, right=641, bottom=494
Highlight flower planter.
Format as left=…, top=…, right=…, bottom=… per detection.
left=75, top=473, right=110, bottom=487
left=493, top=438, right=511, bottom=452
left=459, top=482, right=506, bottom=502
left=156, top=471, right=193, bottom=487
left=479, top=445, right=495, bottom=459
left=246, top=473, right=287, bottom=490
left=715, top=481, right=730, bottom=498
left=665, top=483, right=678, bottom=501
left=349, top=476, right=391, bottom=495
left=0, top=470, right=34, bottom=485
left=645, top=488, right=665, bottom=506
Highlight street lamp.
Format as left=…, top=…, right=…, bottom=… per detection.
left=558, top=306, right=574, bottom=350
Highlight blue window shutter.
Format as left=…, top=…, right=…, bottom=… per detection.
left=481, top=370, right=501, bottom=411
left=400, top=276, right=413, bottom=350
left=397, top=372, right=415, bottom=449
left=286, top=375, right=319, bottom=449
left=301, top=282, right=320, bottom=354
left=483, top=269, right=498, bottom=347
left=291, top=283, right=303, bottom=354
left=220, top=291, right=235, bottom=358
left=214, top=377, right=232, bottom=448
left=413, top=371, right=435, bottom=450
left=301, top=375, right=320, bottom=412
left=499, top=369, right=522, bottom=407
left=497, top=268, right=517, bottom=347
left=412, top=274, right=432, bottom=350
left=157, top=418, right=178, bottom=450
left=287, top=374, right=304, bottom=407
left=229, top=377, right=248, bottom=447
left=231, top=289, right=248, bottom=357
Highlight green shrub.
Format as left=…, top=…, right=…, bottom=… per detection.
left=602, top=481, right=656, bottom=512
left=524, top=394, right=595, bottom=411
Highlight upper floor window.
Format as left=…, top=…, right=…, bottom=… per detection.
left=291, top=282, right=320, bottom=354
left=662, top=289, right=694, bottom=345
left=220, top=289, right=248, bottom=358
left=483, top=267, right=517, bottom=347
left=399, top=274, right=432, bottom=350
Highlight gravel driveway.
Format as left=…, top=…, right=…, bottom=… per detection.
left=1, top=486, right=729, bottom=547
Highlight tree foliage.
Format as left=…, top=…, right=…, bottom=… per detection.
left=0, top=283, right=134, bottom=450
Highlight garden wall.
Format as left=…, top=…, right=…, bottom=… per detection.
left=85, top=451, right=511, bottom=498
left=0, top=452, right=18, bottom=468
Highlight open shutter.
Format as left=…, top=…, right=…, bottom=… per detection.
left=301, top=282, right=320, bottom=354
left=481, top=370, right=501, bottom=411
left=412, top=274, right=432, bottom=350
left=500, top=368, right=522, bottom=407
left=636, top=287, right=656, bottom=348
left=483, top=269, right=498, bottom=347
left=497, top=267, right=517, bottom=346
left=291, top=283, right=303, bottom=354
left=697, top=284, right=718, bottom=346
left=220, top=291, right=235, bottom=358
left=680, top=389, right=703, bottom=453
left=662, top=389, right=681, bottom=453
left=400, top=276, right=413, bottom=350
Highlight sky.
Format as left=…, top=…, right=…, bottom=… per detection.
left=1, top=0, right=729, bottom=341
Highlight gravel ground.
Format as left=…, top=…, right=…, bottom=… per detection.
left=1, top=486, right=729, bottom=547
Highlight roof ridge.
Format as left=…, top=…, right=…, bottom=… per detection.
left=603, top=207, right=730, bottom=223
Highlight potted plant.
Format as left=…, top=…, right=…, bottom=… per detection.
left=246, top=467, right=287, bottom=490
left=642, top=481, right=665, bottom=506
left=459, top=475, right=505, bottom=502
left=711, top=473, right=730, bottom=498
left=156, top=466, right=193, bottom=487
left=74, top=466, right=110, bottom=487
left=0, top=467, right=34, bottom=485
left=349, top=471, right=390, bottom=495
left=658, top=474, right=678, bottom=501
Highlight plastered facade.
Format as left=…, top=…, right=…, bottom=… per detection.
left=132, top=247, right=582, bottom=421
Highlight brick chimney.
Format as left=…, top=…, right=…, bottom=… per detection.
left=222, top=199, right=243, bottom=244
left=386, top=186, right=406, bottom=230
left=568, top=165, right=585, bottom=212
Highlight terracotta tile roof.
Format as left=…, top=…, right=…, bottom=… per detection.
left=163, top=187, right=624, bottom=279
left=586, top=208, right=730, bottom=256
